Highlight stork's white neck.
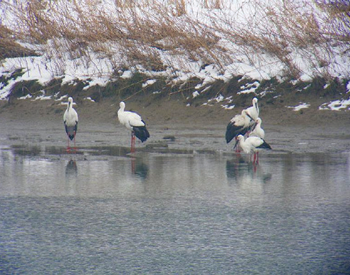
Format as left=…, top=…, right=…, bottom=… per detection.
left=119, top=102, right=126, bottom=112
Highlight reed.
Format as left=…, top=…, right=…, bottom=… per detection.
left=2, top=0, right=349, bottom=81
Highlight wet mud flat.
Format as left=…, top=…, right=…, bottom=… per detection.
left=1, top=97, right=350, bottom=155
left=1, top=112, right=350, bottom=156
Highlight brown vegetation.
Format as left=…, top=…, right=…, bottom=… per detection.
left=0, top=0, right=349, bottom=82
left=0, top=25, right=36, bottom=59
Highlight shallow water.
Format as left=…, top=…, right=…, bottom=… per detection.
left=0, top=145, right=350, bottom=274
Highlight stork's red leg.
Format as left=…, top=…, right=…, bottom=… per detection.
left=235, top=137, right=240, bottom=153
left=253, top=152, right=258, bottom=164
left=131, top=131, right=136, bottom=153
left=73, top=132, right=76, bottom=149
left=67, top=137, right=70, bottom=151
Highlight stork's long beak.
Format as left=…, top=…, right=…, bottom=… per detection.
left=233, top=139, right=239, bottom=149
left=246, top=112, right=253, bottom=121
left=250, top=121, right=257, bottom=132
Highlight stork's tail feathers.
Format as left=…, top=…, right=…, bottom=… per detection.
left=257, top=139, right=272, bottom=150
left=65, top=124, right=78, bottom=141
left=133, top=126, right=150, bottom=142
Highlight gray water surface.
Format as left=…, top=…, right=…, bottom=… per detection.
left=1, top=145, right=350, bottom=274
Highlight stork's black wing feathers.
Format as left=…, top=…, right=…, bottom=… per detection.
left=256, top=139, right=272, bottom=150
left=133, top=125, right=150, bottom=142
left=64, top=121, right=78, bottom=141
left=225, top=122, right=249, bottom=144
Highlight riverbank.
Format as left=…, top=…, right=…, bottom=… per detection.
left=0, top=98, right=349, bottom=154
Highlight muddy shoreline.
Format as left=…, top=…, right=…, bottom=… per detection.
left=0, top=99, right=350, bottom=155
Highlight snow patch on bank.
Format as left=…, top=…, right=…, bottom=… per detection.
left=287, top=103, right=310, bottom=111
left=319, top=99, right=350, bottom=111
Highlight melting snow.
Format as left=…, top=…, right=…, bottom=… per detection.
left=319, top=99, right=350, bottom=111
left=192, top=91, right=200, bottom=98
left=214, top=94, right=224, bottom=102
left=142, top=79, right=156, bottom=88
left=287, top=103, right=310, bottom=111
left=237, top=81, right=260, bottom=95
left=83, top=78, right=110, bottom=90
left=259, top=90, right=274, bottom=97
left=55, top=95, right=68, bottom=101
left=18, top=94, right=33, bottom=100
left=203, top=94, right=234, bottom=108
left=18, top=91, right=52, bottom=100
left=1, top=1, right=350, bottom=109
left=120, top=70, right=133, bottom=79
left=221, top=104, right=235, bottom=110
left=203, top=94, right=225, bottom=105
left=84, top=97, right=96, bottom=102
left=34, top=91, right=52, bottom=100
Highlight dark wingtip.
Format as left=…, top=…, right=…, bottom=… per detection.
left=139, top=134, right=150, bottom=143
left=133, top=126, right=150, bottom=142
left=256, top=139, right=272, bottom=150
left=263, top=140, right=272, bottom=150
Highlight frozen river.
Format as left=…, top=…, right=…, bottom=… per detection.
left=1, top=144, right=350, bottom=274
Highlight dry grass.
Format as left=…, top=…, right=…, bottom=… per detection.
left=1, top=0, right=349, bottom=80
left=0, top=24, right=37, bottom=59
left=316, top=0, right=350, bottom=42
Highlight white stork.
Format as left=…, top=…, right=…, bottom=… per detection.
left=249, top=117, right=265, bottom=139
left=63, top=97, right=78, bottom=149
left=236, top=134, right=271, bottom=164
left=245, top=97, right=259, bottom=121
left=117, top=101, right=150, bottom=152
left=225, top=109, right=254, bottom=151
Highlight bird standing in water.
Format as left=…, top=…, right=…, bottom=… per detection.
left=117, top=101, right=150, bottom=153
left=225, top=109, right=254, bottom=151
left=236, top=134, right=271, bottom=164
left=63, top=97, right=79, bottom=150
left=249, top=117, right=265, bottom=139
left=245, top=97, right=259, bottom=121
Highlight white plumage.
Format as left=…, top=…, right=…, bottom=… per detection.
left=249, top=118, right=265, bottom=139
left=237, top=135, right=271, bottom=154
left=225, top=109, right=253, bottom=144
left=63, top=97, right=78, bottom=147
left=117, top=101, right=150, bottom=143
left=245, top=97, right=259, bottom=121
